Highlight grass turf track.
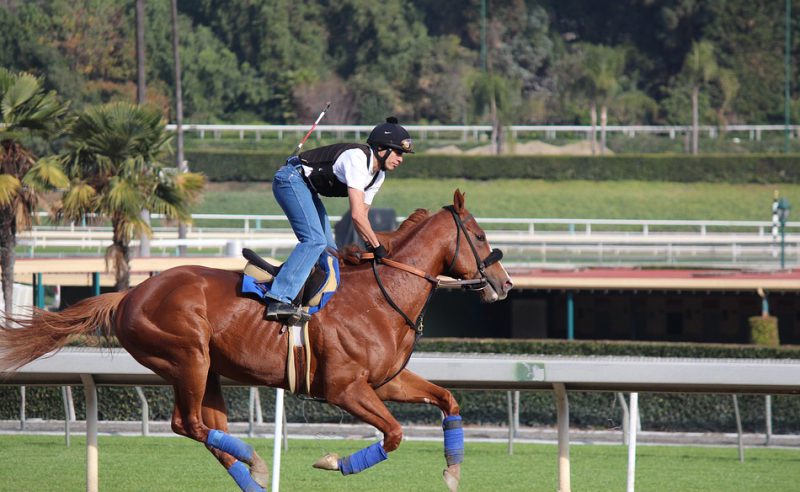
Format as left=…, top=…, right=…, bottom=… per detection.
left=0, top=435, right=797, bottom=491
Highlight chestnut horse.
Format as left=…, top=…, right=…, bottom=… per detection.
left=0, top=190, right=512, bottom=491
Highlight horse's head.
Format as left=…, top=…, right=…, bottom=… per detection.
left=441, top=189, right=513, bottom=302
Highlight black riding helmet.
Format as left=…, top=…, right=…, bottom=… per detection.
left=367, top=117, right=414, bottom=170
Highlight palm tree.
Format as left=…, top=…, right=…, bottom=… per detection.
left=57, top=102, right=205, bottom=291
left=682, top=41, right=718, bottom=155
left=470, top=72, right=513, bottom=154
left=586, top=46, right=626, bottom=155
left=715, top=68, right=740, bottom=132
left=574, top=45, right=626, bottom=155
left=0, top=69, right=70, bottom=316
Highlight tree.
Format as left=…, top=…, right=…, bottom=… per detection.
left=715, top=68, right=740, bottom=130
left=682, top=40, right=718, bottom=154
left=57, top=102, right=205, bottom=291
left=583, top=45, right=626, bottom=154
left=0, top=69, right=70, bottom=316
left=469, top=72, right=517, bottom=154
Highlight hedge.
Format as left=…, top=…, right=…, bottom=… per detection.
left=185, top=150, right=800, bottom=183
left=2, top=339, right=798, bottom=432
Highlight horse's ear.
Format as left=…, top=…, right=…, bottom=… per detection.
left=453, top=189, right=466, bottom=213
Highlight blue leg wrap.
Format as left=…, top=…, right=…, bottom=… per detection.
left=207, top=429, right=254, bottom=463
left=443, top=415, right=464, bottom=466
left=227, top=461, right=265, bottom=492
left=338, top=441, right=388, bottom=475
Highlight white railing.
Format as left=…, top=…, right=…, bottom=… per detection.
left=31, top=211, right=800, bottom=235
left=23, top=213, right=800, bottom=267
left=166, top=123, right=800, bottom=142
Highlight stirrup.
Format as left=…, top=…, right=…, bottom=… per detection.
left=266, top=302, right=310, bottom=324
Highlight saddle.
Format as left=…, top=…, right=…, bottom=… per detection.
left=240, top=248, right=339, bottom=313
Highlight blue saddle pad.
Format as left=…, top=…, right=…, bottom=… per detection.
left=241, top=251, right=340, bottom=315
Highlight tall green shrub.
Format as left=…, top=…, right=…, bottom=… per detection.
left=749, top=316, right=780, bottom=346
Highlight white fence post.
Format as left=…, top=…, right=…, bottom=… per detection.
left=626, top=392, right=639, bottom=492
left=553, top=383, right=570, bottom=492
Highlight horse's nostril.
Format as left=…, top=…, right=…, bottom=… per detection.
left=504, top=280, right=513, bottom=292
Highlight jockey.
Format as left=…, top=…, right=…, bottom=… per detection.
left=265, top=117, right=414, bottom=321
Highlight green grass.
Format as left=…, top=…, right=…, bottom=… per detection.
left=0, top=435, right=798, bottom=491
left=196, top=179, right=800, bottom=222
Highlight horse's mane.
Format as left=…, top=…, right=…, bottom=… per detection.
left=339, top=208, right=431, bottom=265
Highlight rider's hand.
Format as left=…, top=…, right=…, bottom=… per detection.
left=370, top=244, right=388, bottom=261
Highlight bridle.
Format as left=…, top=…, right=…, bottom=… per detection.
left=442, top=205, right=503, bottom=290
left=363, top=205, right=504, bottom=334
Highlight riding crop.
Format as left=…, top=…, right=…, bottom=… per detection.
left=292, top=101, right=331, bottom=156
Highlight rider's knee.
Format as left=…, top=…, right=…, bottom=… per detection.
left=304, top=237, right=328, bottom=254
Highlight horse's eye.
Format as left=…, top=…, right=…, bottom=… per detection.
left=475, top=233, right=486, bottom=242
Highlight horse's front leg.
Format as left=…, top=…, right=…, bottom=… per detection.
left=313, top=377, right=403, bottom=475
left=375, top=369, right=463, bottom=492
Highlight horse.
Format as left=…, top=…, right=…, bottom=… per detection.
left=0, top=189, right=512, bottom=491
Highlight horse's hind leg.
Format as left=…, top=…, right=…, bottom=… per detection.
left=375, top=369, right=463, bottom=492
left=202, top=373, right=269, bottom=488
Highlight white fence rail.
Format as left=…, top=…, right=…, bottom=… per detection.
left=23, top=213, right=800, bottom=268
left=32, top=211, right=800, bottom=235
left=165, top=123, right=800, bottom=142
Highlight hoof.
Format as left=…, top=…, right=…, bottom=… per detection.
left=443, top=464, right=461, bottom=492
left=312, top=453, right=340, bottom=471
left=250, top=460, right=269, bottom=489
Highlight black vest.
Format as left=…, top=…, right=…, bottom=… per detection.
left=298, top=143, right=379, bottom=197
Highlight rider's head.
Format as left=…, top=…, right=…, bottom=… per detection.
left=367, top=116, right=413, bottom=171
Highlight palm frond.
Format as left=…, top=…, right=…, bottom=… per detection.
left=104, top=177, right=143, bottom=217
left=0, top=68, right=15, bottom=97
left=22, top=156, right=69, bottom=192
left=148, top=180, right=190, bottom=221
left=175, top=171, right=207, bottom=199
left=2, top=73, right=39, bottom=120
left=58, top=181, right=98, bottom=223
left=0, top=174, right=21, bottom=207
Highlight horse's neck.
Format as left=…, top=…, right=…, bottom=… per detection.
left=390, top=213, right=451, bottom=276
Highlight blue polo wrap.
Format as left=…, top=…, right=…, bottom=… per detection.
left=207, top=429, right=254, bottom=463
left=443, top=415, right=464, bottom=466
left=227, top=460, right=265, bottom=492
left=338, top=441, right=388, bottom=475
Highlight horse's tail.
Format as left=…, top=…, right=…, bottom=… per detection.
left=0, top=291, right=128, bottom=372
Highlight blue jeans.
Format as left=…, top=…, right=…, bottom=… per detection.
left=266, top=160, right=336, bottom=304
